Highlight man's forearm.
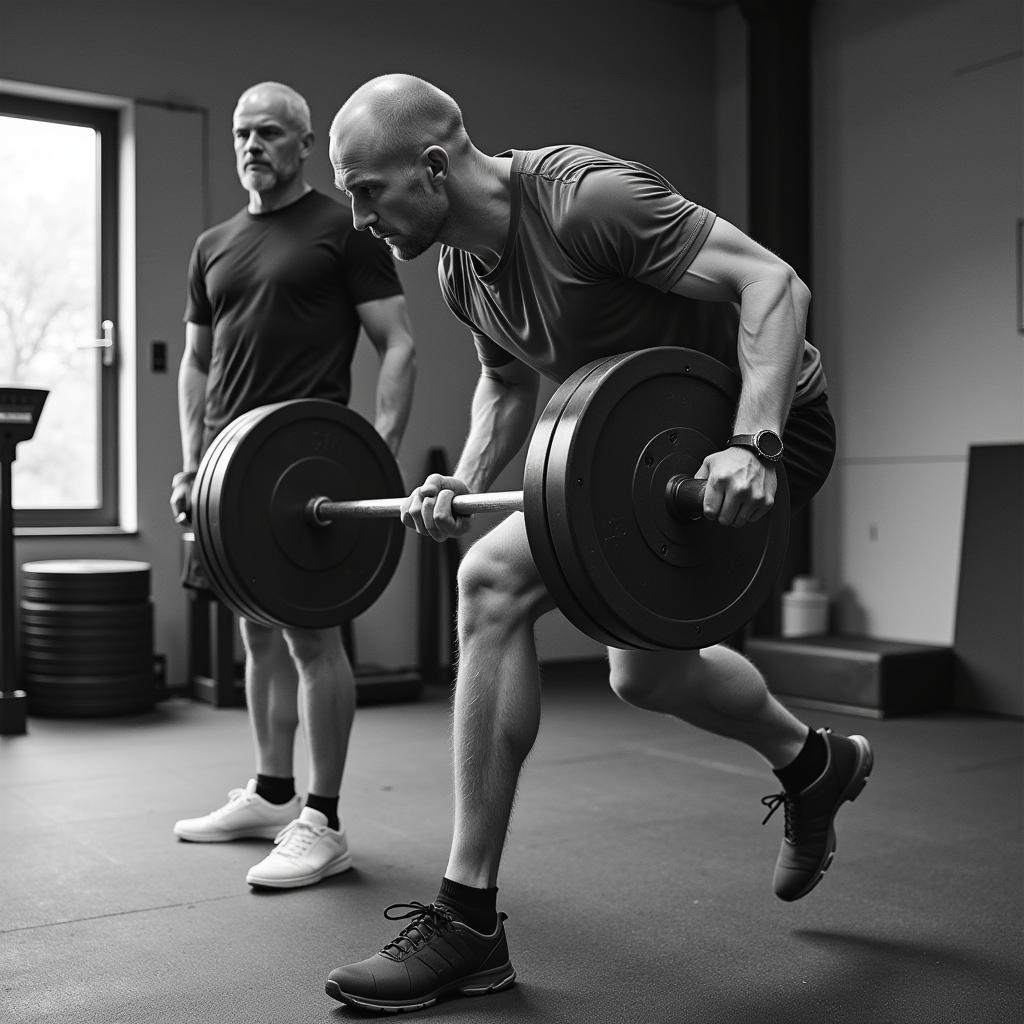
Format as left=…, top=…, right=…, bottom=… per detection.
left=733, top=272, right=809, bottom=434
left=178, top=360, right=208, bottom=472
left=454, top=375, right=536, bottom=493
left=373, top=337, right=416, bottom=456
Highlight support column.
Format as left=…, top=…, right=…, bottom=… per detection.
left=738, top=0, right=816, bottom=636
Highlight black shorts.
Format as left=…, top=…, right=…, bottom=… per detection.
left=781, top=392, right=837, bottom=512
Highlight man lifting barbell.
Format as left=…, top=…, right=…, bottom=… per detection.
left=315, top=73, right=873, bottom=1013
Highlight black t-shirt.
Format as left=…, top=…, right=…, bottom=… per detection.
left=185, top=189, right=402, bottom=444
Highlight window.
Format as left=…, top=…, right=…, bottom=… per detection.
left=0, top=93, right=119, bottom=528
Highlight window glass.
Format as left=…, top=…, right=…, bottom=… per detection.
left=0, top=95, right=118, bottom=527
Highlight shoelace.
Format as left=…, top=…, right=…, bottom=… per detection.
left=760, top=792, right=796, bottom=841
left=271, top=819, right=324, bottom=858
left=210, top=787, right=250, bottom=819
left=379, top=902, right=455, bottom=956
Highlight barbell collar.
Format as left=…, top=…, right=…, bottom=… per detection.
left=307, top=490, right=526, bottom=526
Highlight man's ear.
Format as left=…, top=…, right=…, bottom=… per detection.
left=422, top=145, right=450, bottom=186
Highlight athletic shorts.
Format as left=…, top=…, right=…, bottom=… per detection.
left=781, top=392, right=837, bottom=512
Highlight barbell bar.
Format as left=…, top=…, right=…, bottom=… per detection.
left=305, top=479, right=707, bottom=526
left=191, top=346, right=789, bottom=649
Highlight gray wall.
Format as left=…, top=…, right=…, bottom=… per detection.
left=2, top=0, right=719, bottom=686
left=809, top=0, right=1022, bottom=660
left=711, top=0, right=1023, bottom=712
left=5, top=0, right=1021, bottom=712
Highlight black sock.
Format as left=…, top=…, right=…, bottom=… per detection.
left=436, top=877, right=498, bottom=934
left=773, top=728, right=828, bottom=793
left=304, top=793, right=340, bottom=831
left=255, top=773, right=296, bottom=805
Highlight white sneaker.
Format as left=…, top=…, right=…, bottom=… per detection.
left=173, top=779, right=301, bottom=842
left=245, top=807, right=352, bottom=889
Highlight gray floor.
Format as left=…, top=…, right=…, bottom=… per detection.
left=1, top=664, right=1022, bottom=1024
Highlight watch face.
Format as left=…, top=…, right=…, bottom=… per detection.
left=756, top=430, right=784, bottom=460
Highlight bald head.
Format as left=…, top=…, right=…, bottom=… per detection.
left=330, top=74, right=467, bottom=164
left=236, top=81, right=312, bottom=134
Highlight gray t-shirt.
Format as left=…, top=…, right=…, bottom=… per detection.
left=438, top=145, right=824, bottom=404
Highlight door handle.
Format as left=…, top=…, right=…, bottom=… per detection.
left=78, top=319, right=116, bottom=367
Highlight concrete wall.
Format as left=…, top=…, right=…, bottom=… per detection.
left=1, top=0, right=720, bottom=686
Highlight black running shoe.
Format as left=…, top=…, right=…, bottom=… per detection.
left=325, top=901, right=516, bottom=1013
left=762, top=728, right=873, bottom=902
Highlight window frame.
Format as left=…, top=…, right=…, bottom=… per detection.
left=1, top=92, right=120, bottom=529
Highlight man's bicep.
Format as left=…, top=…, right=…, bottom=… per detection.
left=670, top=218, right=790, bottom=303
left=356, top=294, right=413, bottom=353
left=184, top=322, right=213, bottom=371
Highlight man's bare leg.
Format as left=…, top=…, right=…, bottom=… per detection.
left=607, top=645, right=808, bottom=768
left=444, top=513, right=554, bottom=889
left=283, top=626, right=354, bottom=800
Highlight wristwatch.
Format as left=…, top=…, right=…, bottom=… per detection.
left=727, top=430, right=785, bottom=464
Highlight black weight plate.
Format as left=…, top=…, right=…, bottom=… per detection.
left=204, top=405, right=320, bottom=625
left=27, top=676, right=155, bottom=718
left=192, top=407, right=270, bottom=623
left=24, top=669, right=155, bottom=684
left=19, top=628, right=153, bottom=649
left=21, top=628, right=153, bottom=649
left=21, top=560, right=151, bottom=604
left=523, top=356, right=640, bottom=648
left=18, top=627, right=152, bottom=644
left=19, top=600, right=153, bottom=627
left=544, top=347, right=789, bottom=650
left=541, top=353, right=659, bottom=649
left=23, top=650, right=153, bottom=673
left=21, top=558, right=150, bottom=578
left=19, top=598, right=151, bottom=610
left=28, top=699, right=154, bottom=718
left=196, top=406, right=285, bottom=624
left=196, top=400, right=405, bottom=629
left=195, top=403, right=350, bottom=626
left=21, top=583, right=149, bottom=604
left=191, top=408, right=266, bottom=620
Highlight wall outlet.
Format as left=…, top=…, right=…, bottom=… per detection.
left=151, top=340, right=167, bottom=373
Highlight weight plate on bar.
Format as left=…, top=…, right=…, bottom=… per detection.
left=540, top=353, right=659, bottom=649
left=542, top=347, right=789, bottom=650
left=192, top=400, right=405, bottom=629
left=523, top=356, right=638, bottom=648
left=193, top=407, right=270, bottom=623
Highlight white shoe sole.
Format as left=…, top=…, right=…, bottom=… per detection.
left=246, top=851, right=353, bottom=889
left=173, top=823, right=284, bottom=843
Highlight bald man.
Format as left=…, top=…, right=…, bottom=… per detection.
left=323, top=74, right=872, bottom=1012
left=169, top=82, right=417, bottom=890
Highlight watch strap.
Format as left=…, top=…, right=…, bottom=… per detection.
left=727, top=430, right=784, bottom=463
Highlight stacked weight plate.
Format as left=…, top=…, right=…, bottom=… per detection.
left=20, top=559, right=155, bottom=717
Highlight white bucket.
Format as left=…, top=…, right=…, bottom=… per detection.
left=781, top=576, right=829, bottom=637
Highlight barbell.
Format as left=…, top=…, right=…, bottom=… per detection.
left=192, top=347, right=789, bottom=650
